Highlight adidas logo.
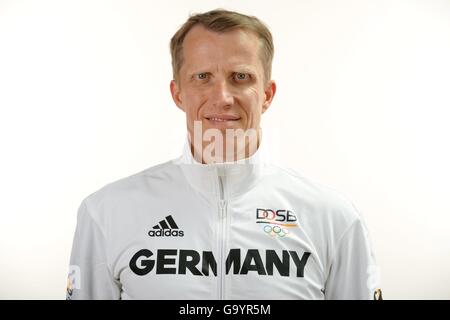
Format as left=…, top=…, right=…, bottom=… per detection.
left=148, top=215, right=184, bottom=237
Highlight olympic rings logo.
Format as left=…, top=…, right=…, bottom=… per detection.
left=263, top=225, right=289, bottom=238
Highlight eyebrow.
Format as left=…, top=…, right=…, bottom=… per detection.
left=187, top=66, right=258, bottom=78
left=233, top=65, right=258, bottom=75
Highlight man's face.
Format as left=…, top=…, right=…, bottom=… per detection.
left=170, top=25, right=276, bottom=158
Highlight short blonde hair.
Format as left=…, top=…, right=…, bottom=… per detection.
left=170, top=9, right=274, bottom=84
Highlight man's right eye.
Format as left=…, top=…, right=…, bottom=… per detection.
left=195, top=73, right=209, bottom=80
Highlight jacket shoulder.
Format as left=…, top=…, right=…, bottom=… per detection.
left=79, top=159, right=177, bottom=224
left=266, top=164, right=362, bottom=226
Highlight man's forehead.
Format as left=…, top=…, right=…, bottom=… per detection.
left=181, top=26, right=263, bottom=74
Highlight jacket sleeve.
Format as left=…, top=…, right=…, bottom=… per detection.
left=324, top=217, right=382, bottom=300
left=66, top=199, right=121, bottom=300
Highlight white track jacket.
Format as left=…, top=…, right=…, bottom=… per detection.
left=66, top=138, right=382, bottom=300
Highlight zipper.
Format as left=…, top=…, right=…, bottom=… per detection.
left=217, top=169, right=227, bottom=300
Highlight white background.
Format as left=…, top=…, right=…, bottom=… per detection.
left=1, top=0, right=449, bottom=299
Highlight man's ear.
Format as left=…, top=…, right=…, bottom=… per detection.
left=170, top=80, right=185, bottom=112
left=262, top=80, right=276, bottom=114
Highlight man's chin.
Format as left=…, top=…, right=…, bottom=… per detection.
left=189, top=121, right=260, bottom=163
left=190, top=119, right=259, bottom=144
left=203, top=119, right=243, bottom=131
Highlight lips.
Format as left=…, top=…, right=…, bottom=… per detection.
left=204, top=114, right=241, bottom=122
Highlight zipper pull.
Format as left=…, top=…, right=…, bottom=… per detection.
left=219, top=200, right=226, bottom=218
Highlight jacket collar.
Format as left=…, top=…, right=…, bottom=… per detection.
left=174, top=133, right=266, bottom=199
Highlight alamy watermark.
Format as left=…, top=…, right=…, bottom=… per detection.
left=190, top=120, right=259, bottom=164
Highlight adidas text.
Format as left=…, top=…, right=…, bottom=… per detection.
left=148, top=229, right=184, bottom=237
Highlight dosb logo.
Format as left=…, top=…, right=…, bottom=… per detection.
left=256, top=209, right=298, bottom=224
left=256, top=209, right=298, bottom=238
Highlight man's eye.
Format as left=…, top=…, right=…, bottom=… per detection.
left=234, top=73, right=249, bottom=81
left=195, top=73, right=209, bottom=80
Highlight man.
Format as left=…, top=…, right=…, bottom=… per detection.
left=67, top=9, right=382, bottom=300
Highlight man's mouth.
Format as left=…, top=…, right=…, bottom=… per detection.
left=204, top=114, right=241, bottom=123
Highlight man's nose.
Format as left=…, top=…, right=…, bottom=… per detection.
left=210, top=79, right=234, bottom=108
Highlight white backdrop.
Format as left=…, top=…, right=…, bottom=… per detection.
left=1, top=0, right=449, bottom=299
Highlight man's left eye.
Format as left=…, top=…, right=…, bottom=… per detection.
left=196, top=73, right=208, bottom=80
left=234, top=73, right=249, bottom=81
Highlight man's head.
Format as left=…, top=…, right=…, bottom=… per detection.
left=169, top=9, right=276, bottom=163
